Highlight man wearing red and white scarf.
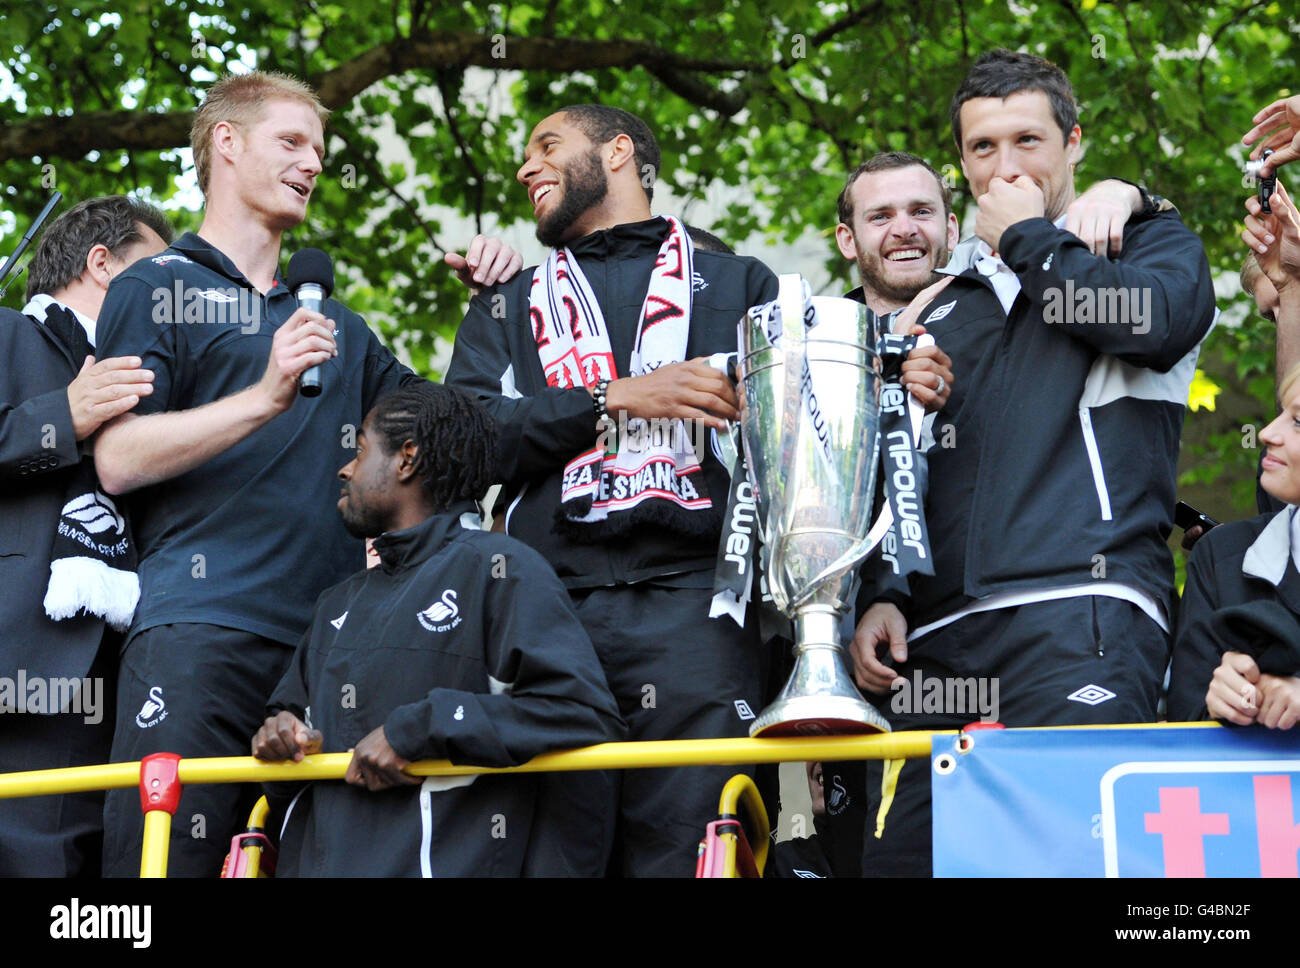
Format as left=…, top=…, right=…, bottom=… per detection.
left=448, top=105, right=951, bottom=875
left=447, top=105, right=782, bottom=876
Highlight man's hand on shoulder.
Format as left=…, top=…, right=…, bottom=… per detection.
left=346, top=725, right=420, bottom=791
left=604, top=358, right=739, bottom=431
left=67, top=355, right=155, bottom=441
left=1066, top=179, right=1142, bottom=257
left=252, top=711, right=323, bottom=762
left=445, top=235, right=524, bottom=293
left=974, top=175, right=1045, bottom=253
left=258, top=307, right=337, bottom=414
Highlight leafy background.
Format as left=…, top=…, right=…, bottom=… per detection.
left=3, top=0, right=1297, bottom=579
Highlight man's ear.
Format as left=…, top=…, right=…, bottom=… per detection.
left=606, top=133, right=636, bottom=175
left=84, top=243, right=114, bottom=290
left=1065, top=124, right=1083, bottom=168
left=834, top=222, right=858, bottom=263
left=946, top=212, right=960, bottom=251
left=212, top=119, right=242, bottom=170
left=395, top=439, right=420, bottom=483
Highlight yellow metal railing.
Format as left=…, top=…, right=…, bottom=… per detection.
left=714, top=774, right=771, bottom=877
left=0, top=723, right=1224, bottom=877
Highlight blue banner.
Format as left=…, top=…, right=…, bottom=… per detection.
left=931, top=725, right=1300, bottom=877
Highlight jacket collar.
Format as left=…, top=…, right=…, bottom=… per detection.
left=938, top=236, right=983, bottom=277
left=939, top=215, right=1071, bottom=278
left=565, top=216, right=671, bottom=259
left=1242, top=506, right=1298, bottom=587
left=171, top=232, right=288, bottom=294
left=371, top=500, right=483, bottom=573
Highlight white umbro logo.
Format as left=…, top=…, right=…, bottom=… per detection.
left=923, top=299, right=957, bottom=324
left=198, top=289, right=238, bottom=303
left=734, top=699, right=755, bottom=720
left=330, top=611, right=348, bottom=630
left=1067, top=684, right=1116, bottom=706
left=792, top=869, right=825, bottom=878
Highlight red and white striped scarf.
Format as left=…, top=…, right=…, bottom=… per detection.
left=531, top=216, right=716, bottom=535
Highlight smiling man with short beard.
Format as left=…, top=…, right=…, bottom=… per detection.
left=533, top=144, right=610, bottom=248
left=448, top=103, right=789, bottom=876
left=837, top=152, right=961, bottom=314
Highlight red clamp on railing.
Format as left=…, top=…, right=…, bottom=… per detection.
left=957, top=722, right=1004, bottom=753
left=139, top=752, right=182, bottom=815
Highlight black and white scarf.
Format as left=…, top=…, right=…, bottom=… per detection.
left=532, top=216, right=717, bottom=539
left=23, top=297, right=139, bottom=630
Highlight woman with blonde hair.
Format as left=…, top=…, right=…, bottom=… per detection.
left=1169, top=362, right=1300, bottom=728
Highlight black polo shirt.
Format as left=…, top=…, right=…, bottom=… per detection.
left=96, top=232, right=420, bottom=645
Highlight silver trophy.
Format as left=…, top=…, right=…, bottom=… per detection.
left=738, top=274, right=896, bottom=737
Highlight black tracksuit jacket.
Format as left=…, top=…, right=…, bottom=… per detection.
left=444, top=217, right=777, bottom=588
left=266, top=503, right=625, bottom=876
left=868, top=209, right=1216, bottom=630
left=1168, top=509, right=1300, bottom=721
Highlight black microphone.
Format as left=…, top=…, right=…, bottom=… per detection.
left=286, top=248, right=335, bottom=397
left=0, top=190, right=62, bottom=299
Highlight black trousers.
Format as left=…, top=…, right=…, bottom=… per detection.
left=568, top=583, right=771, bottom=877
left=859, top=596, right=1169, bottom=877
left=0, top=632, right=116, bottom=877
left=102, top=623, right=293, bottom=878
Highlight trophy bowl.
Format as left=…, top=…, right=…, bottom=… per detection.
left=739, top=275, right=892, bottom=737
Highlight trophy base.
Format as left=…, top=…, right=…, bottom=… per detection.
left=749, top=695, right=892, bottom=738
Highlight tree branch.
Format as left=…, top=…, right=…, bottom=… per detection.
left=644, top=65, right=748, bottom=116
left=1196, top=0, right=1270, bottom=110
left=1, top=29, right=762, bottom=163
left=331, top=128, right=448, bottom=256
left=541, top=0, right=561, bottom=36
left=809, top=1, right=887, bottom=47
left=434, top=72, right=486, bottom=234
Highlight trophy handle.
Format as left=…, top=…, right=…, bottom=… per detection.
left=783, top=332, right=933, bottom=608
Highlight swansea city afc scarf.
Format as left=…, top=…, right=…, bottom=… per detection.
left=22, top=297, right=140, bottom=630
left=530, top=216, right=718, bottom=540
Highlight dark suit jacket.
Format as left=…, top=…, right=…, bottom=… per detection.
left=0, top=306, right=106, bottom=690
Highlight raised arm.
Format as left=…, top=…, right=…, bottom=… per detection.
left=95, top=306, right=337, bottom=494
